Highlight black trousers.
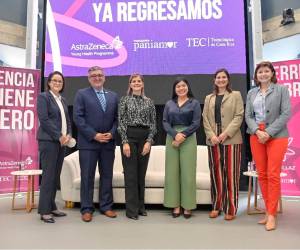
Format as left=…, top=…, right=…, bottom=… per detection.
left=38, top=141, right=65, bottom=215
left=121, top=127, right=150, bottom=217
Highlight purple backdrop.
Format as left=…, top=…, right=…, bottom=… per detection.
left=45, top=0, right=246, bottom=76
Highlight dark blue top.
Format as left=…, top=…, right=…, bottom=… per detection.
left=163, top=98, right=201, bottom=138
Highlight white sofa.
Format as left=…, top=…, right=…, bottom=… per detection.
left=60, top=146, right=211, bottom=207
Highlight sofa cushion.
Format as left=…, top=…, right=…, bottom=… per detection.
left=145, top=172, right=165, bottom=187
left=196, top=173, right=211, bottom=190
left=73, top=172, right=211, bottom=190
left=70, top=145, right=211, bottom=190
left=113, top=172, right=125, bottom=187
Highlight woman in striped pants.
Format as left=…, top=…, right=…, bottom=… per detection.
left=202, top=69, right=244, bottom=220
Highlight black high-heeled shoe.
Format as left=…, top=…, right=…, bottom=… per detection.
left=126, top=215, right=139, bottom=220
left=183, top=210, right=192, bottom=219
left=51, top=210, right=67, bottom=217
left=183, top=213, right=191, bottom=219
left=139, top=211, right=147, bottom=216
left=172, top=208, right=181, bottom=218
left=40, top=215, right=55, bottom=223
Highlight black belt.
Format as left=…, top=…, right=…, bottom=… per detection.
left=128, top=125, right=150, bottom=129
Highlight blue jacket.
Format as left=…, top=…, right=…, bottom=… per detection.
left=73, top=87, right=118, bottom=149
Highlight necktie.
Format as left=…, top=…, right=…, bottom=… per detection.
left=96, top=91, right=106, bottom=111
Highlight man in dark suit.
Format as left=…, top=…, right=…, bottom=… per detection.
left=73, top=66, right=118, bottom=222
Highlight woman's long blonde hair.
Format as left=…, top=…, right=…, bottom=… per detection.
left=127, top=73, right=145, bottom=97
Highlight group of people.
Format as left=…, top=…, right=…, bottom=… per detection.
left=37, top=61, right=290, bottom=232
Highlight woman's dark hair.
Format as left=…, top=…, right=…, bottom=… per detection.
left=171, top=77, right=194, bottom=100
left=47, top=71, right=65, bottom=93
left=254, top=61, right=277, bottom=86
left=213, top=68, right=232, bottom=94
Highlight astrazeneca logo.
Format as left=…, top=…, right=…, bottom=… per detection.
left=133, top=39, right=178, bottom=52
left=25, top=156, right=33, bottom=165
left=111, top=36, right=123, bottom=49
left=70, top=36, right=124, bottom=51
left=0, top=156, right=33, bottom=168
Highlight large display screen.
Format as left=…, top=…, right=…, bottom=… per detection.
left=45, top=0, right=247, bottom=76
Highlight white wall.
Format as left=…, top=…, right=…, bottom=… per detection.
left=0, top=44, right=26, bottom=68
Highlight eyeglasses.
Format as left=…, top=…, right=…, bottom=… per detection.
left=51, top=79, right=63, bottom=84
left=90, top=74, right=104, bottom=78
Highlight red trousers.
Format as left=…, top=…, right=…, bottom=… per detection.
left=250, top=135, right=288, bottom=215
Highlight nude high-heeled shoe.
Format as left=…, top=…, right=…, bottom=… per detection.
left=258, top=213, right=268, bottom=225
left=265, top=215, right=276, bottom=231
left=209, top=210, right=220, bottom=218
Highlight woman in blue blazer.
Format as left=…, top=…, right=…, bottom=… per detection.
left=37, top=71, right=72, bottom=223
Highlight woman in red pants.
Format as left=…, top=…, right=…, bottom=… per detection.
left=245, top=61, right=291, bottom=231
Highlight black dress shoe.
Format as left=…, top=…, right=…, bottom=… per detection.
left=126, top=215, right=139, bottom=220
left=51, top=210, right=67, bottom=217
left=40, top=215, right=55, bottom=223
left=139, top=211, right=147, bottom=216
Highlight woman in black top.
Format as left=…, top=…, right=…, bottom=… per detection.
left=118, top=73, right=157, bottom=220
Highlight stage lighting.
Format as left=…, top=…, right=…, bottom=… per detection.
left=280, top=8, right=295, bottom=26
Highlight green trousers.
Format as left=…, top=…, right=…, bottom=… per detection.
left=163, top=127, right=197, bottom=210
